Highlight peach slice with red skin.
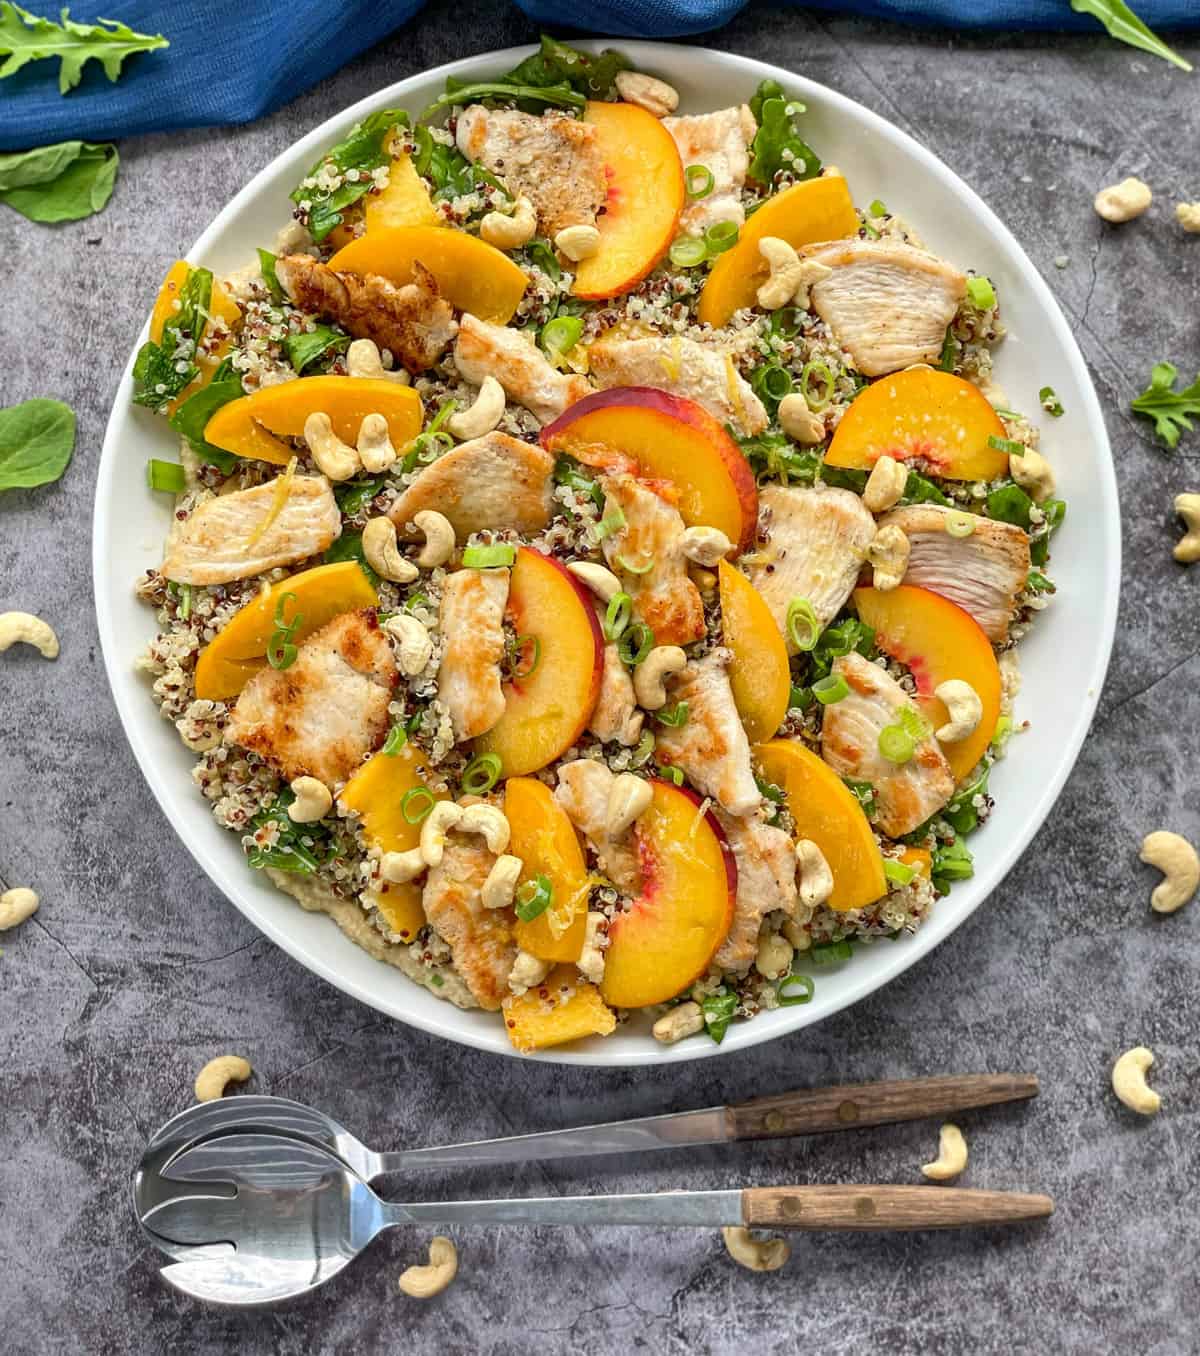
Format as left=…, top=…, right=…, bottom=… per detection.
left=718, top=560, right=791, bottom=743
left=506, top=777, right=590, bottom=963
left=503, top=964, right=617, bottom=1053
left=600, top=781, right=736, bottom=1010
left=541, top=387, right=758, bottom=554
left=475, top=548, right=603, bottom=778
left=853, top=584, right=1002, bottom=782
left=826, top=368, right=1010, bottom=482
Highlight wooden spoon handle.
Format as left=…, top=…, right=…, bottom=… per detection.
left=743, top=1184, right=1054, bottom=1231
left=728, top=1073, right=1039, bottom=1141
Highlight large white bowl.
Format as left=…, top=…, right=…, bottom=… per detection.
left=94, top=41, right=1119, bottom=1065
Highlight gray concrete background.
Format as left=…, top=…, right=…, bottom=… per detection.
left=3, top=3, right=1199, bottom=1351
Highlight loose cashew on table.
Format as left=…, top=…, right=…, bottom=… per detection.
left=398, top=1236, right=458, bottom=1298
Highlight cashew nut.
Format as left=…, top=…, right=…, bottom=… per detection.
left=1094, top=176, right=1152, bottom=224
left=866, top=524, right=910, bottom=592
left=356, top=412, right=397, bottom=474
left=651, top=1000, right=704, bottom=1044
left=412, top=509, right=456, bottom=569
left=934, top=679, right=983, bottom=743
left=1139, top=830, right=1200, bottom=914
left=863, top=455, right=908, bottom=513
left=458, top=802, right=511, bottom=855
left=1177, top=202, right=1200, bottom=234
left=777, top=393, right=825, bottom=445
left=508, top=949, right=551, bottom=995
left=194, top=1055, right=252, bottom=1103
left=614, top=69, right=679, bottom=117
left=0, top=887, right=39, bottom=930
left=567, top=560, right=621, bottom=602
left=287, top=776, right=332, bottom=823
left=481, top=854, right=522, bottom=909
left=398, top=1236, right=458, bottom=1298
left=0, top=611, right=59, bottom=659
left=446, top=375, right=505, bottom=440
left=679, top=525, right=732, bottom=567
left=921, top=1123, right=968, bottom=1181
left=795, top=839, right=834, bottom=910
left=1173, top=493, right=1200, bottom=564
left=479, top=195, right=536, bottom=251
left=755, top=930, right=794, bottom=980
left=757, top=237, right=803, bottom=310
left=633, top=645, right=687, bottom=711
left=347, top=337, right=409, bottom=384
left=304, top=411, right=361, bottom=481
left=383, top=613, right=434, bottom=676
left=380, top=847, right=426, bottom=884
left=419, top=801, right=463, bottom=868
left=1008, top=447, right=1056, bottom=503
left=362, top=516, right=419, bottom=583
left=577, top=911, right=607, bottom=984
left=1112, top=1046, right=1161, bottom=1116
left=555, top=224, right=601, bottom=262
left=605, top=772, right=653, bottom=838
left=721, top=1226, right=790, bottom=1273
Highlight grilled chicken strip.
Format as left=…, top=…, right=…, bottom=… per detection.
left=588, top=334, right=768, bottom=436
left=422, top=832, right=515, bottom=1010
left=437, top=568, right=509, bottom=742
left=161, top=475, right=340, bottom=585
left=599, top=472, right=705, bottom=646
left=804, top=239, right=967, bottom=377
left=553, top=759, right=642, bottom=894
left=747, top=485, right=877, bottom=652
left=713, top=810, right=798, bottom=974
left=274, top=254, right=457, bottom=374
left=654, top=648, right=761, bottom=817
left=388, top=431, right=554, bottom=539
left=589, top=605, right=643, bottom=747
left=455, top=106, right=606, bottom=238
left=879, top=505, right=1030, bottom=643
left=226, top=609, right=396, bottom=787
left=662, top=105, right=756, bottom=238
left=820, top=652, right=954, bottom=838
left=454, top=313, right=591, bottom=426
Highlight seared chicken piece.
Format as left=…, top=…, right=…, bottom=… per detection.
left=588, top=334, right=767, bottom=436
left=747, top=485, right=877, bottom=653
left=589, top=606, right=643, bottom=747
left=879, top=505, right=1031, bottom=644
left=820, top=652, right=954, bottom=837
left=455, top=106, right=606, bottom=238
left=804, top=239, right=967, bottom=377
left=599, top=472, right=705, bottom=647
left=713, top=810, right=798, bottom=975
left=454, top=314, right=591, bottom=426
left=662, top=105, right=756, bottom=238
left=422, top=832, right=515, bottom=1010
left=654, top=648, right=761, bottom=816
left=553, top=759, right=642, bottom=894
left=274, top=255, right=457, bottom=374
left=437, top=568, right=509, bottom=742
left=388, top=432, right=554, bottom=539
left=161, top=475, right=340, bottom=586
left=226, top=609, right=395, bottom=786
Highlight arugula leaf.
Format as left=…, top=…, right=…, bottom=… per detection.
left=1070, top=0, right=1192, bottom=72
left=0, top=397, right=75, bottom=491
left=324, top=530, right=380, bottom=587
left=291, top=107, right=408, bottom=243
left=932, top=837, right=974, bottom=893
left=0, top=3, right=168, bottom=93
left=246, top=789, right=329, bottom=873
left=943, top=765, right=991, bottom=836
left=700, top=988, right=738, bottom=1044
left=0, top=139, right=117, bottom=222
left=1131, top=361, right=1200, bottom=449
left=257, top=247, right=283, bottom=301
left=986, top=482, right=1034, bottom=529
left=424, top=79, right=584, bottom=122
left=900, top=469, right=952, bottom=507
left=1030, top=497, right=1066, bottom=567
left=411, top=124, right=500, bottom=202
left=747, top=80, right=820, bottom=186
left=132, top=265, right=212, bottom=412
left=284, top=324, right=349, bottom=375
left=168, top=359, right=243, bottom=470
left=335, top=476, right=388, bottom=515
left=501, top=35, right=631, bottom=98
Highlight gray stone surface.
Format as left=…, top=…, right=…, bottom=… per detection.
left=3, top=4, right=1199, bottom=1351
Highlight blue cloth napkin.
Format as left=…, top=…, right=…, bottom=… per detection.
left=1, top=0, right=1195, bottom=151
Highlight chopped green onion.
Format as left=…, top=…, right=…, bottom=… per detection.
left=883, top=858, right=918, bottom=886
left=618, top=622, right=654, bottom=666
left=812, top=673, right=849, bottom=705
left=594, top=507, right=626, bottom=540
left=945, top=510, right=976, bottom=538
left=510, top=633, right=541, bottom=679
left=515, top=873, right=553, bottom=922
left=868, top=198, right=887, bottom=218
left=462, top=543, right=516, bottom=569
left=809, top=939, right=854, bottom=965
left=401, top=787, right=436, bottom=824
left=751, top=363, right=793, bottom=404
left=939, top=326, right=958, bottom=372
left=786, top=596, right=820, bottom=652
left=991, top=713, right=1014, bottom=755
left=177, top=583, right=193, bottom=621
left=603, top=592, right=632, bottom=641
left=966, top=275, right=997, bottom=310
left=541, top=315, right=584, bottom=357
left=462, top=752, right=503, bottom=795
left=656, top=701, right=689, bottom=728
left=657, top=763, right=684, bottom=787
left=860, top=216, right=880, bottom=240
left=897, top=705, right=929, bottom=741
left=615, top=552, right=654, bottom=575
left=777, top=973, right=814, bottom=1005
left=878, top=723, right=915, bottom=764
left=382, top=724, right=408, bottom=756
left=147, top=459, right=187, bottom=494
left=427, top=397, right=458, bottom=435
left=685, top=164, right=715, bottom=199
left=703, top=220, right=739, bottom=255
left=630, top=730, right=655, bottom=767
left=800, top=360, right=835, bottom=412
left=1039, top=385, right=1065, bottom=417
left=770, top=306, right=803, bottom=339
left=668, top=236, right=708, bottom=268
left=267, top=592, right=302, bottom=671
left=987, top=434, right=1026, bottom=456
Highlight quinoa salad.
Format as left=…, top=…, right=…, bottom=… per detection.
left=131, top=37, right=1065, bottom=1054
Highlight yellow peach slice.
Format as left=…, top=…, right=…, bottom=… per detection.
left=506, top=777, right=590, bottom=963
left=149, top=261, right=242, bottom=414
left=365, top=153, right=440, bottom=232
left=718, top=560, right=791, bottom=744
left=503, top=964, right=617, bottom=1053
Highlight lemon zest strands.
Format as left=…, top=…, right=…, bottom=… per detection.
left=246, top=455, right=298, bottom=547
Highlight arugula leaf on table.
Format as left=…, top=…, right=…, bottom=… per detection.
left=1131, top=361, right=1200, bottom=449
left=290, top=107, right=409, bottom=243
left=747, top=79, right=821, bottom=186
left=0, top=139, right=118, bottom=222
left=0, top=397, right=75, bottom=491
left=0, top=3, right=168, bottom=93
left=284, top=324, right=349, bottom=375
left=132, top=265, right=213, bottom=413
left=501, top=34, right=631, bottom=98
left=1070, top=0, right=1192, bottom=72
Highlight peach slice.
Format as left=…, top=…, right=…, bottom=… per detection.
left=571, top=100, right=684, bottom=301
left=718, top=560, right=791, bottom=743
left=753, top=739, right=886, bottom=913
left=149, top=261, right=242, bottom=414
left=364, top=153, right=440, bottom=232
left=853, top=584, right=1002, bottom=782
left=506, top=777, right=590, bottom=963
left=194, top=561, right=378, bottom=700
left=600, top=781, right=736, bottom=1009
left=327, top=225, right=528, bottom=325
left=475, top=548, right=603, bottom=778
left=696, top=175, right=859, bottom=328
left=203, top=376, right=423, bottom=466
left=503, top=964, right=617, bottom=1053
left=826, top=368, right=1010, bottom=481
left=541, top=388, right=758, bottom=553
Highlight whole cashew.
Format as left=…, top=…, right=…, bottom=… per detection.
left=1177, top=202, right=1200, bottom=234
left=398, top=1236, right=458, bottom=1299
left=362, top=516, right=420, bottom=583
left=755, top=930, right=794, bottom=980
left=304, top=412, right=361, bottom=481
left=412, top=509, right=456, bottom=569
left=420, top=801, right=463, bottom=868
left=606, top=772, right=653, bottom=838
left=194, top=1055, right=252, bottom=1103
left=651, top=1000, right=704, bottom=1044
left=508, top=949, right=552, bottom=995
left=0, top=611, right=59, bottom=659
left=934, top=679, right=983, bottom=743
left=679, top=525, right=733, bottom=566
left=866, top=524, right=910, bottom=592
left=288, top=775, right=332, bottom=823
left=614, top=69, right=679, bottom=117
left=1112, top=1046, right=1161, bottom=1115
left=1008, top=448, right=1056, bottom=503
left=1139, top=830, right=1200, bottom=914
left=446, top=375, right=505, bottom=440
left=480, top=195, right=536, bottom=251
left=756, top=237, right=804, bottom=310
left=357, top=413, right=397, bottom=474
left=577, top=911, right=607, bottom=984
left=380, top=847, right=426, bottom=884
left=721, top=1226, right=791, bottom=1273
left=383, top=613, right=434, bottom=676
left=555, top=224, right=601, bottom=262
left=481, top=854, right=522, bottom=909
left=921, top=1123, right=968, bottom=1181
left=347, top=337, right=409, bottom=384
left=0, top=887, right=39, bottom=930
left=863, top=455, right=908, bottom=513
left=778, top=393, right=825, bottom=445
left=458, top=802, right=511, bottom=855
left=567, top=561, right=622, bottom=602
left=633, top=645, right=687, bottom=711
left=795, top=839, right=834, bottom=909
left=1094, top=176, right=1152, bottom=224
left=1173, top=493, right=1200, bottom=564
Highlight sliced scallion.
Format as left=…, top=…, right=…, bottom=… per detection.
left=615, top=552, right=654, bottom=575
left=987, top=434, right=1026, bottom=456
left=427, top=397, right=458, bottom=436
left=703, top=220, right=739, bottom=255
left=594, top=507, right=626, bottom=540
left=541, top=315, right=583, bottom=357
left=401, top=788, right=435, bottom=824
left=812, top=672, right=849, bottom=705
left=510, top=633, right=541, bottom=679
left=668, top=236, right=707, bottom=268
left=461, top=752, right=503, bottom=795
left=945, top=510, right=976, bottom=538
left=883, top=858, right=918, bottom=886
left=603, top=591, right=632, bottom=641
left=462, top=543, right=516, bottom=569
left=515, top=873, right=553, bottom=922
left=618, top=622, right=654, bottom=666
left=778, top=973, right=815, bottom=1005
left=868, top=198, right=887, bottom=218
left=878, top=723, right=915, bottom=764
left=147, top=459, right=187, bottom=494
left=657, top=763, right=684, bottom=787
left=966, top=275, right=997, bottom=310
left=786, top=596, right=820, bottom=652
left=1039, top=385, right=1065, bottom=417
left=800, top=359, right=835, bottom=412
left=382, top=724, right=408, bottom=756
left=685, top=164, right=715, bottom=199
